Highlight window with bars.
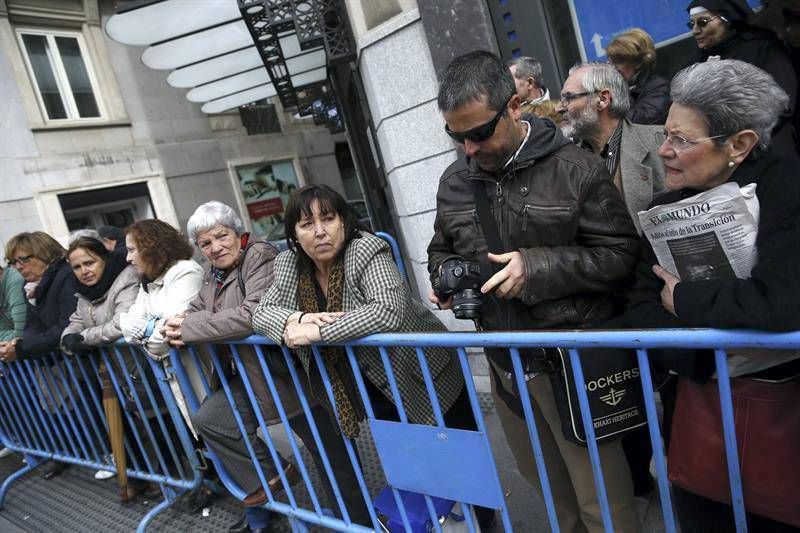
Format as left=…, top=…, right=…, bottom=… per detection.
left=16, top=29, right=102, bottom=122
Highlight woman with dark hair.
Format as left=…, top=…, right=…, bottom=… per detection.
left=686, top=0, right=797, bottom=154
left=252, top=185, right=494, bottom=528
left=62, top=236, right=139, bottom=484
left=0, top=231, right=78, bottom=479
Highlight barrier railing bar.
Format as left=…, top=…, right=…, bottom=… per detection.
left=568, top=348, right=613, bottom=533
left=71, top=355, right=113, bottom=461
left=35, top=358, right=81, bottom=457
left=414, top=347, right=445, bottom=427
left=2, top=363, right=46, bottom=451
left=715, top=349, right=747, bottom=533
left=186, top=346, right=213, bottom=400
left=59, top=356, right=107, bottom=463
left=378, top=346, right=409, bottom=424
left=233, top=344, right=325, bottom=516
left=455, top=347, right=508, bottom=533
left=509, top=347, right=559, bottom=533
left=21, top=359, right=66, bottom=453
left=49, top=355, right=96, bottom=461
left=112, top=346, right=171, bottom=476
left=635, top=348, right=675, bottom=533
left=203, top=344, right=289, bottom=508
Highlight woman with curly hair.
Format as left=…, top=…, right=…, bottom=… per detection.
left=119, top=219, right=204, bottom=484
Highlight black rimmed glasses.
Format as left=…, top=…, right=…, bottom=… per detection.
left=6, top=255, right=34, bottom=268
left=687, top=15, right=725, bottom=29
left=445, top=95, right=513, bottom=144
left=558, top=90, right=597, bottom=105
left=655, top=131, right=730, bottom=151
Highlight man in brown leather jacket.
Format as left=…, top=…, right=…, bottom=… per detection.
left=427, top=51, right=642, bottom=533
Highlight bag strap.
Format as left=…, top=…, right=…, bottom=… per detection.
left=472, top=180, right=503, bottom=255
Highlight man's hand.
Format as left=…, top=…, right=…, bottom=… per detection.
left=653, top=265, right=680, bottom=316
left=283, top=322, right=322, bottom=348
left=162, top=313, right=186, bottom=347
left=428, top=289, right=453, bottom=310
left=481, top=252, right=526, bottom=299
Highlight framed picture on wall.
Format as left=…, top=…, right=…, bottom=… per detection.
left=234, top=159, right=300, bottom=241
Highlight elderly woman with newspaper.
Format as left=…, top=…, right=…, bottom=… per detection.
left=624, top=59, right=800, bottom=532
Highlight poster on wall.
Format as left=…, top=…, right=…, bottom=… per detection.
left=235, top=160, right=299, bottom=241
left=568, top=0, right=762, bottom=61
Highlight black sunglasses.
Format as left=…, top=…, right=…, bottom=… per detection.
left=445, top=95, right=513, bottom=144
left=687, top=15, right=725, bottom=29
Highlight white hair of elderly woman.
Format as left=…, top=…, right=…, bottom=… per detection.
left=670, top=59, right=790, bottom=155
left=186, top=201, right=245, bottom=243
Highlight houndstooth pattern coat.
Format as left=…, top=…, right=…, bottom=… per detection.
left=252, top=231, right=464, bottom=425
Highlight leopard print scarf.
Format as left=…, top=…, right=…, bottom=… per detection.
left=297, top=260, right=363, bottom=438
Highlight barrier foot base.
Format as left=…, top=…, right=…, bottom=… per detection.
left=136, top=489, right=185, bottom=533
left=0, top=454, right=44, bottom=510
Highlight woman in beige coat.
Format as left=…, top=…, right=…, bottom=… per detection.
left=161, top=201, right=369, bottom=532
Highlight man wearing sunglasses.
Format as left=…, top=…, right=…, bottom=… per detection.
left=428, top=51, right=641, bottom=533
left=556, top=62, right=665, bottom=234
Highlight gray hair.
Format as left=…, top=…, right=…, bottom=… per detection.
left=438, top=51, right=516, bottom=113
left=568, top=62, right=631, bottom=119
left=68, top=229, right=100, bottom=244
left=670, top=60, right=789, bottom=155
left=507, top=56, right=545, bottom=90
left=186, top=201, right=245, bottom=243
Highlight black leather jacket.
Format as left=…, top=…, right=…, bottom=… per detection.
left=428, top=116, right=640, bottom=332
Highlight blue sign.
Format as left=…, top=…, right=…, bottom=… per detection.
left=569, top=0, right=762, bottom=61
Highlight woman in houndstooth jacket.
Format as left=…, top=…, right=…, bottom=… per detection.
left=252, top=185, right=466, bottom=435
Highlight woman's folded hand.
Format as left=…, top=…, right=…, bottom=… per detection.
left=283, top=322, right=322, bottom=348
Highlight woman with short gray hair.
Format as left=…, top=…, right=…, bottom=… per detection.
left=624, top=59, right=800, bottom=531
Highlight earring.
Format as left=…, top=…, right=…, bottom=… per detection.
left=728, top=161, right=735, bottom=168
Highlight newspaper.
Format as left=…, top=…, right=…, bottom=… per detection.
left=638, top=182, right=760, bottom=282
left=638, top=182, right=799, bottom=377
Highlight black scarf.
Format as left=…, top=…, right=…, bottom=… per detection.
left=76, top=248, right=129, bottom=302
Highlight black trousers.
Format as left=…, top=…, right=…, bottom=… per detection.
left=192, top=378, right=371, bottom=524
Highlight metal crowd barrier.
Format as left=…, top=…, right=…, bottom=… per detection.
left=166, top=328, right=799, bottom=533
left=0, top=344, right=202, bottom=532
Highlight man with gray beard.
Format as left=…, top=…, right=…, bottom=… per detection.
left=556, top=62, right=665, bottom=233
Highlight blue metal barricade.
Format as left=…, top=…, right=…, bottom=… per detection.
left=0, top=345, right=203, bottom=532
left=164, top=328, right=799, bottom=533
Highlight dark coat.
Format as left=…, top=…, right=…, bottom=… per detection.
left=20, top=260, right=78, bottom=358
left=428, top=115, right=640, bottom=331
left=627, top=71, right=671, bottom=125
left=622, top=150, right=800, bottom=379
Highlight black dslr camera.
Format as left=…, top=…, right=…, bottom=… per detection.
left=432, top=259, right=484, bottom=320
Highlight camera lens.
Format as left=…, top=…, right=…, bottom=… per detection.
left=452, top=288, right=482, bottom=320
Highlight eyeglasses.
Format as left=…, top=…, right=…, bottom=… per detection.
left=655, top=131, right=729, bottom=151
left=445, top=95, right=513, bottom=144
left=6, top=255, right=34, bottom=267
left=558, top=91, right=596, bottom=104
left=687, top=15, right=725, bottom=29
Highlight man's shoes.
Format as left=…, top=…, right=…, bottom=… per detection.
left=243, top=463, right=300, bottom=507
left=228, top=514, right=249, bottom=533
left=42, top=461, right=69, bottom=480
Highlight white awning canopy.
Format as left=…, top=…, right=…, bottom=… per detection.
left=105, top=0, right=330, bottom=114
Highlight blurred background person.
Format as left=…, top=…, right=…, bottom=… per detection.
left=508, top=56, right=550, bottom=105
left=519, top=99, right=563, bottom=126
left=0, top=231, right=78, bottom=480
left=607, top=28, right=671, bottom=125
left=687, top=0, right=797, bottom=155
left=624, top=59, right=800, bottom=532
left=61, top=236, right=138, bottom=487
left=0, top=266, right=26, bottom=342
left=98, top=225, right=126, bottom=253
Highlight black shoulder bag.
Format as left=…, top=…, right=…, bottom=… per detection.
left=471, top=180, right=646, bottom=445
